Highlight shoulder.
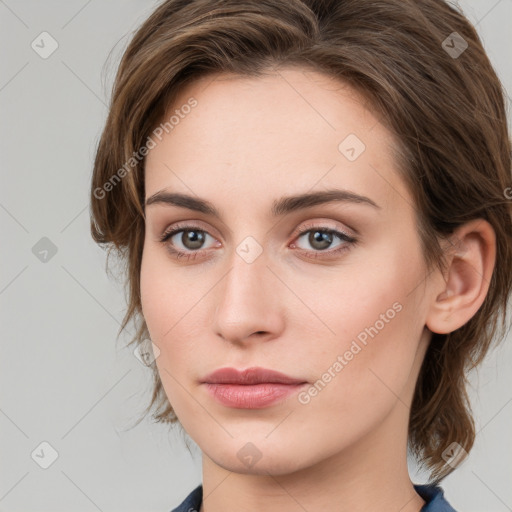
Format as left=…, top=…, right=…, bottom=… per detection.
left=169, top=484, right=203, bottom=512
left=414, top=483, right=458, bottom=512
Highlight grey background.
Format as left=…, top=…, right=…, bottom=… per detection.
left=0, top=1, right=510, bottom=511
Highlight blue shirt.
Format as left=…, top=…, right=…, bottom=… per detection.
left=169, top=483, right=457, bottom=511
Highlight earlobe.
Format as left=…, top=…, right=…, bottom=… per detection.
left=426, top=219, right=496, bottom=335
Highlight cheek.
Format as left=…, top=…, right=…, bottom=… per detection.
left=140, top=246, right=182, bottom=356
left=140, top=244, right=207, bottom=369
left=292, top=311, right=418, bottom=454
left=140, top=250, right=166, bottom=335
left=140, top=243, right=188, bottom=332
left=300, top=243, right=416, bottom=347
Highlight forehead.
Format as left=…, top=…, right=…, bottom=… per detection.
left=144, top=67, right=410, bottom=217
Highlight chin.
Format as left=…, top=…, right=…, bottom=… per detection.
left=203, top=437, right=321, bottom=477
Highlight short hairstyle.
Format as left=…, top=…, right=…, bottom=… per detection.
left=90, top=0, right=512, bottom=483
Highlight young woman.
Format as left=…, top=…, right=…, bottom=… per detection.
left=90, top=0, right=512, bottom=510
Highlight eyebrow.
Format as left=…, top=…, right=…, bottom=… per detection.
left=144, top=188, right=381, bottom=217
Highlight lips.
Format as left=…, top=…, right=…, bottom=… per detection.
left=201, top=367, right=308, bottom=409
left=201, top=366, right=307, bottom=385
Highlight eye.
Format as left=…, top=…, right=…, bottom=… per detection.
left=159, top=223, right=219, bottom=260
left=291, top=223, right=357, bottom=259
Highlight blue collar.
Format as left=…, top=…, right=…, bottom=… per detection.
left=170, top=483, right=457, bottom=511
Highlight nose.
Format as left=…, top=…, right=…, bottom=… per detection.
left=212, top=248, right=285, bottom=346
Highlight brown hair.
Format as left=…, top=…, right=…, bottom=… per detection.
left=90, top=0, right=512, bottom=483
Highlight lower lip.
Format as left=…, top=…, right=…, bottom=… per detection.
left=203, top=382, right=306, bottom=409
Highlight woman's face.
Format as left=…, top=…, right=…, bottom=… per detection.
left=141, top=68, right=435, bottom=475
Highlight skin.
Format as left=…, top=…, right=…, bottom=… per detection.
left=140, top=67, right=496, bottom=512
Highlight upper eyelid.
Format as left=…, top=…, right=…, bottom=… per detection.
left=296, top=220, right=355, bottom=237
left=160, top=219, right=352, bottom=236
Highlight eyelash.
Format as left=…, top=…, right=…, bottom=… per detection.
left=158, top=222, right=358, bottom=261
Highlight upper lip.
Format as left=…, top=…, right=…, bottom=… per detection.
left=201, top=367, right=307, bottom=385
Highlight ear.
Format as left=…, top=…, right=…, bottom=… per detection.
left=425, top=219, right=496, bottom=335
